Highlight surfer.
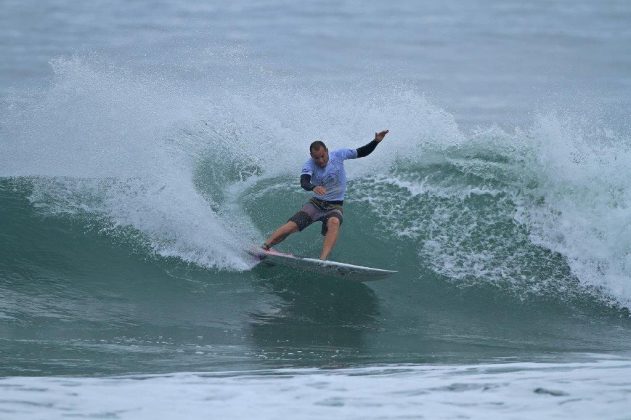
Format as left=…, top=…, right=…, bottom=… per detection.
left=262, top=130, right=389, bottom=260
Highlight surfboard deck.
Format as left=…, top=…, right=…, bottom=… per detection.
left=248, top=248, right=396, bottom=282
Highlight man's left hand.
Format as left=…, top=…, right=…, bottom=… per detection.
left=374, top=129, right=389, bottom=142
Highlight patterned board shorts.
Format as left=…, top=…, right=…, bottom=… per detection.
left=288, top=199, right=344, bottom=236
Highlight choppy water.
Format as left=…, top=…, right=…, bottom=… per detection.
left=2, top=0, right=631, bottom=418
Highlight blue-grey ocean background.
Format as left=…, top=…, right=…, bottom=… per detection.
left=1, top=1, right=631, bottom=418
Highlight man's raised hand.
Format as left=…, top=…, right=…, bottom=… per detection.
left=374, top=130, right=389, bottom=143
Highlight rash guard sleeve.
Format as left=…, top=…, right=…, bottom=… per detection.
left=300, top=174, right=316, bottom=191
left=356, top=139, right=379, bottom=158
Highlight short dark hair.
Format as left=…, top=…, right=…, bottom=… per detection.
left=310, top=140, right=327, bottom=153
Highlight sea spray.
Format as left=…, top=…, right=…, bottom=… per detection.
left=1, top=57, right=257, bottom=269
left=516, top=112, right=631, bottom=307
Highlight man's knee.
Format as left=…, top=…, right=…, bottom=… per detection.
left=327, top=216, right=341, bottom=229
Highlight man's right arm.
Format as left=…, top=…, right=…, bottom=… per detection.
left=301, top=174, right=326, bottom=195
left=300, top=174, right=316, bottom=191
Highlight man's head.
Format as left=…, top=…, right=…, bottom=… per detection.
left=310, top=140, right=329, bottom=168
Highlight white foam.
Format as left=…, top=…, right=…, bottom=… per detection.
left=1, top=357, right=630, bottom=419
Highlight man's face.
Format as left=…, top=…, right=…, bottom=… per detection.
left=311, top=146, right=329, bottom=168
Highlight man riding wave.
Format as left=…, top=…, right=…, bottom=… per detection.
left=262, top=129, right=390, bottom=260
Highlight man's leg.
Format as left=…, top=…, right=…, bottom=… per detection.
left=320, top=216, right=340, bottom=260
left=263, top=221, right=299, bottom=249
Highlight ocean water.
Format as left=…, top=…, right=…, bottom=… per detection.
left=1, top=0, right=631, bottom=418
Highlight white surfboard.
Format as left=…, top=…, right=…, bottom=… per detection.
left=249, top=248, right=396, bottom=282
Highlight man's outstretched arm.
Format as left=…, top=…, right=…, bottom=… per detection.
left=356, top=129, right=389, bottom=158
